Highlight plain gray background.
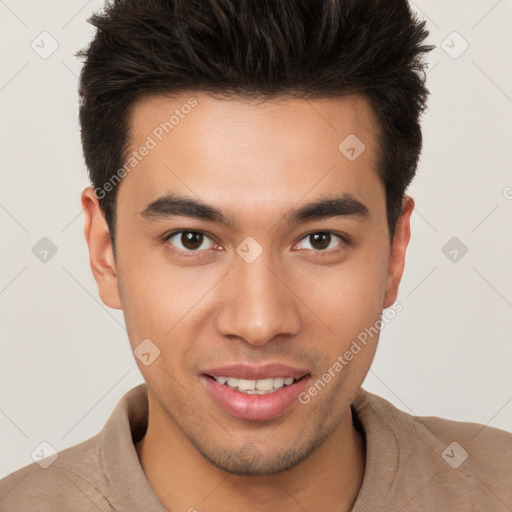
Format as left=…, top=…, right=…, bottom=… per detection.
left=1, top=0, right=511, bottom=479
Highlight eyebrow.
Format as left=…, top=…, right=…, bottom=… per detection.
left=140, top=192, right=370, bottom=228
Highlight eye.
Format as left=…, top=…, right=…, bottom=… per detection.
left=165, top=230, right=218, bottom=253
left=294, top=232, right=345, bottom=253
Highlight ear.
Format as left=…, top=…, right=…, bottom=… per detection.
left=81, top=187, right=122, bottom=309
left=383, top=196, right=414, bottom=308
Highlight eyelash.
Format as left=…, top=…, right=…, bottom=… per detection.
left=162, top=230, right=349, bottom=257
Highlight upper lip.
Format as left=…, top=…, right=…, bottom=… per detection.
left=201, top=363, right=310, bottom=380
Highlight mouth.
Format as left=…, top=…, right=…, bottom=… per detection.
left=200, top=364, right=311, bottom=421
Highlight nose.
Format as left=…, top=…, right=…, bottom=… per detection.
left=215, top=248, right=302, bottom=346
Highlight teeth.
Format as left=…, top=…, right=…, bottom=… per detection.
left=255, top=378, right=274, bottom=391
left=273, top=377, right=285, bottom=388
left=213, top=376, right=297, bottom=394
left=237, top=379, right=256, bottom=391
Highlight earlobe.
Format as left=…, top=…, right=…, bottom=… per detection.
left=383, top=196, right=414, bottom=309
left=81, top=187, right=122, bottom=309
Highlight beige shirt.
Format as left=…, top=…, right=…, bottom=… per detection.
left=1, top=384, right=511, bottom=511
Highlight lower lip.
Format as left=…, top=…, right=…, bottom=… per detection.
left=202, top=375, right=310, bottom=421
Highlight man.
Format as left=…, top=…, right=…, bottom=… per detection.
left=1, top=0, right=510, bottom=510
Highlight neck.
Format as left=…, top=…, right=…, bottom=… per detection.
left=136, top=395, right=365, bottom=512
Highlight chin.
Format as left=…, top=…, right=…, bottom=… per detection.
left=192, top=434, right=324, bottom=476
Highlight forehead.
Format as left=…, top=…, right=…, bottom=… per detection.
left=118, top=92, right=384, bottom=226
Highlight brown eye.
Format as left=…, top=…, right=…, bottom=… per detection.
left=295, top=231, right=344, bottom=253
left=166, top=230, right=216, bottom=253
left=181, top=231, right=203, bottom=250
left=309, top=232, right=331, bottom=250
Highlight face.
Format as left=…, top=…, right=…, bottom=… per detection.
left=82, top=92, right=412, bottom=476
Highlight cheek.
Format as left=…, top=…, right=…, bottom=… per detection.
left=116, top=245, right=223, bottom=364
left=304, top=249, right=389, bottom=340
left=117, top=268, right=200, bottom=390
left=298, top=258, right=388, bottom=404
